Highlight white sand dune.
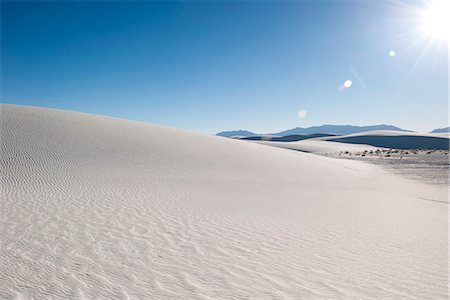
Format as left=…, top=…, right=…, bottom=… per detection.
left=254, top=130, right=450, bottom=154
left=254, top=139, right=378, bottom=154
left=321, top=130, right=449, bottom=138
left=315, top=130, right=450, bottom=150
left=1, top=104, right=448, bottom=299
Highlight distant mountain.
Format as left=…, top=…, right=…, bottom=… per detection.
left=216, top=125, right=411, bottom=137
left=431, top=127, right=450, bottom=133
left=240, top=133, right=336, bottom=142
left=216, top=130, right=256, bottom=137
left=271, top=125, right=411, bottom=136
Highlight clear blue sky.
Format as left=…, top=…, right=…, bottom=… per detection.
left=1, top=0, right=448, bottom=133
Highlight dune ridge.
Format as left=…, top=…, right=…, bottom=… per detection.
left=254, top=130, right=450, bottom=155
left=0, top=104, right=447, bottom=299
left=318, top=130, right=450, bottom=150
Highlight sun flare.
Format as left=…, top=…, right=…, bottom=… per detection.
left=420, top=0, right=450, bottom=42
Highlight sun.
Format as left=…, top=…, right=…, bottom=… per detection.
left=420, top=0, right=450, bottom=42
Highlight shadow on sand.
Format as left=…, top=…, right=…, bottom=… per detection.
left=332, top=135, right=449, bottom=150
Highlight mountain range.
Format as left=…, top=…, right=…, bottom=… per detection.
left=216, top=124, right=412, bottom=138
left=430, top=127, right=450, bottom=133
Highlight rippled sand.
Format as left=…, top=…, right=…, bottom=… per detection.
left=1, top=105, right=448, bottom=299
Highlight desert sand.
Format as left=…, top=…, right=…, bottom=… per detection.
left=254, top=139, right=379, bottom=154
left=0, top=104, right=448, bottom=299
left=255, top=130, right=449, bottom=154
left=316, top=130, right=450, bottom=150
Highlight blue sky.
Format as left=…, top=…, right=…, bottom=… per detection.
left=1, top=1, right=448, bottom=133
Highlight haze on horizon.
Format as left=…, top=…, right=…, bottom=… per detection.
left=1, top=0, right=448, bottom=133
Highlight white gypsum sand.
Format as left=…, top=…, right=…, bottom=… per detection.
left=314, top=130, right=450, bottom=150
left=253, top=130, right=450, bottom=155
left=0, top=104, right=448, bottom=299
left=252, top=139, right=379, bottom=154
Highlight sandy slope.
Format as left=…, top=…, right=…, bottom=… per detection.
left=254, top=130, right=450, bottom=154
left=315, top=130, right=450, bottom=150
left=0, top=104, right=448, bottom=299
left=254, top=139, right=378, bottom=154
left=316, top=130, right=449, bottom=138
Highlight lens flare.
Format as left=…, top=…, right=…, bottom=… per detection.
left=298, top=110, right=307, bottom=118
left=343, top=80, right=352, bottom=88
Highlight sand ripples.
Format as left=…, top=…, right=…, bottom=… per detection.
left=1, top=105, right=447, bottom=299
